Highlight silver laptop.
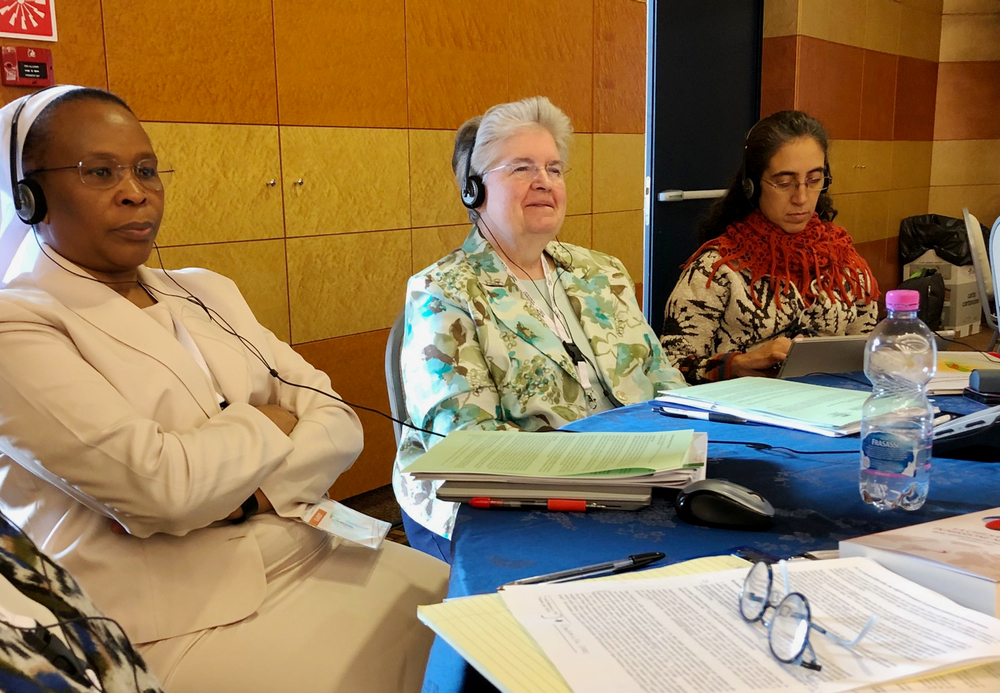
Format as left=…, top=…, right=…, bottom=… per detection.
left=778, top=333, right=952, bottom=379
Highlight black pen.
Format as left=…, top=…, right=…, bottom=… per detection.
left=654, top=405, right=747, bottom=425
left=498, top=552, right=666, bottom=590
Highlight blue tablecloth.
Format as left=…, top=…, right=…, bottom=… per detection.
left=421, top=382, right=997, bottom=693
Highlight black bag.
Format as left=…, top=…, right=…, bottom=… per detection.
left=896, top=268, right=945, bottom=330
left=898, top=214, right=988, bottom=266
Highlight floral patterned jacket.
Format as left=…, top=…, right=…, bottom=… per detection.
left=393, top=228, right=686, bottom=538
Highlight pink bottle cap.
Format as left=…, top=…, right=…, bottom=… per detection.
left=885, top=289, right=920, bottom=312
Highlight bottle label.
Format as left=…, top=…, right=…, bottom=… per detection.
left=861, top=432, right=918, bottom=477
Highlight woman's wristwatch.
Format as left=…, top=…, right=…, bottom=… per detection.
left=231, top=493, right=259, bottom=524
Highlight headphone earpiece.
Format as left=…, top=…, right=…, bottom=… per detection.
left=460, top=125, right=485, bottom=210
left=461, top=173, right=485, bottom=210
left=821, top=163, right=833, bottom=195
left=9, top=90, right=50, bottom=226
left=741, top=174, right=754, bottom=200
left=15, top=177, right=46, bottom=224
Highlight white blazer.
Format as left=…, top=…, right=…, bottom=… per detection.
left=0, top=247, right=363, bottom=643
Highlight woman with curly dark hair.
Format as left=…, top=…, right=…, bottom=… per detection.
left=660, top=110, right=879, bottom=385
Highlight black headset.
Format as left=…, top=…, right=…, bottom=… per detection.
left=740, top=120, right=832, bottom=200
left=460, top=124, right=485, bottom=210
left=9, top=89, right=52, bottom=225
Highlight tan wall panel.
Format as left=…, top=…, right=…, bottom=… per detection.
left=281, top=127, right=410, bottom=237
left=409, top=129, right=469, bottom=229
left=798, top=0, right=867, bottom=47
left=764, top=0, right=799, bottom=38
left=934, top=62, right=1000, bottom=140
left=566, top=134, right=594, bottom=216
left=944, top=0, right=1000, bottom=12
left=833, top=192, right=861, bottom=237
left=864, top=0, right=902, bottom=53
left=592, top=134, right=645, bottom=213
left=1, top=0, right=107, bottom=104
left=156, top=240, right=290, bottom=343
left=888, top=187, right=931, bottom=236
left=273, top=0, right=407, bottom=128
left=842, top=190, right=892, bottom=242
left=594, top=0, right=646, bottom=134
left=410, top=224, right=470, bottom=274
left=891, top=141, right=934, bottom=189
left=904, top=0, right=945, bottom=12
left=143, top=123, right=284, bottom=247
left=103, top=0, right=277, bottom=124
left=509, top=0, right=594, bottom=132
left=829, top=140, right=862, bottom=194
left=560, top=214, right=593, bottom=249
left=287, top=230, right=411, bottom=343
left=858, top=140, right=894, bottom=191
left=406, top=0, right=509, bottom=130
left=939, top=13, right=1000, bottom=61
left=928, top=184, right=1000, bottom=223
left=592, top=210, right=644, bottom=281
left=898, top=4, right=944, bottom=61
left=930, top=139, right=1000, bottom=185
left=293, top=331, right=396, bottom=500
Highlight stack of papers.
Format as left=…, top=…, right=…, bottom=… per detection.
left=930, top=352, right=1000, bottom=394
left=402, top=429, right=706, bottom=494
left=420, top=556, right=1000, bottom=693
left=656, top=377, right=870, bottom=437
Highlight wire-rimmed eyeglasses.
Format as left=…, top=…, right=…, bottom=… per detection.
left=482, top=161, right=570, bottom=183
left=760, top=175, right=825, bottom=195
left=738, top=561, right=877, bottom=672
left=27, top=157, right=174, bottom=192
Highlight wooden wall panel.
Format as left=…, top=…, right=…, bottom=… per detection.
left=103, top=0, right=277, bottom=124
left=594, top=0, right=645, bottom=134
left=508, top=0, right=594, bottom=132
left=293, top=330, right=397, bottom=501
left=273, top=0, right=407, bottom=128
left=280, top=127, right=410, bottom=237
left=143, top=123, right=284, bottom=246
left=156, top=240, right=291, bottom=343
left=796, top=37, right=865, bottom=140
left=406, top=0, right=509, bottom=130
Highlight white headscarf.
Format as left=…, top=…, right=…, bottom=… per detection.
left=0, top=85, right=84, bottom=286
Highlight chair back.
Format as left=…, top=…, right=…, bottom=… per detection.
left=964, top=208, right=996, bottom=332
left=385, top=309, right=407, bottom=447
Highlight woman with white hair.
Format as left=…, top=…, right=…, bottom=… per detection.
left=394, top=96, right=686, bottom=558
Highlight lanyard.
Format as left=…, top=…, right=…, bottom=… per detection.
left=169, top=312, right=229, bottom=409
left=505, top=254, right=594, bottom=391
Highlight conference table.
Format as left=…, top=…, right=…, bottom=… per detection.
left=420, top=376, right=1000, bottom=693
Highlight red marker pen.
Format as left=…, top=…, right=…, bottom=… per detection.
left=469, top=497, right=606, bottom=511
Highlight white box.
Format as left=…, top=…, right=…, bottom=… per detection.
left=902, top=251, right=981, bottom=329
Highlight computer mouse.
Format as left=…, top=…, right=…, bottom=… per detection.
left=674, top=479, right=774, bottom=531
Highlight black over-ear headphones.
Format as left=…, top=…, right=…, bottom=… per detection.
left=740, top=120, right=833, bottom=200
left=10, top=89, right=51, bottom=225
left=460, top=125, right=485, bottom=210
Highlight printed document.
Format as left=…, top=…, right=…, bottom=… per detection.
left=500, top=557, right=1000, bottom=693
left=403, top=429, right=700, bottom=482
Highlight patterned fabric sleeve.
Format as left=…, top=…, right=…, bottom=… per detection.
left=659, top=253, right=741, bottom=385
left=401, top=275, right=527, bottom=442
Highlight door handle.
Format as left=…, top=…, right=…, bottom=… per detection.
left=657, top=189, right=727, bottom=202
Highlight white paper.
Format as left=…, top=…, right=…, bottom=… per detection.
left=500, top=557, right=1000, bottom=693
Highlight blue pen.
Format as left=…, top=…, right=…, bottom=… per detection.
left=654, top=405, right=747, bottom=425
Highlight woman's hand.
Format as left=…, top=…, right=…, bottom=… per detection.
left=255, top=404, right=298, bottom=436
left=731, top=337, right=793, bottom=378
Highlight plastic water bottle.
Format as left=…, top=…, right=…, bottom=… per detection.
left=860, top=289, right=937, bottom=511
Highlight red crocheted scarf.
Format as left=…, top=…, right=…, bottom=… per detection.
left=686, top=209, right=879, bottom=309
